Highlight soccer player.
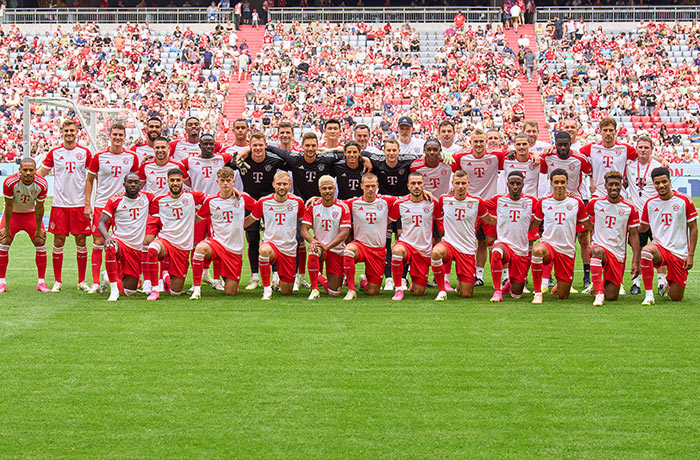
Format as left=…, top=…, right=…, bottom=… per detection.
left=245, top=171, right=305, bottom=300
left=587, top=170, right=641, bottom=307
left=353, top=124, right=381, bottom=155
left=37, top=119, right=92, bottom=292
left=388, top=172, right=442, bottom=301
left=130, top=117, right=163, bottom=164
left=84, top=123, right=139, bottom=293
left=638, top=167, right=698, bottom=305
left=486, top=171, right=538, bottom=302
left=320, top=118, right=342, bottom=150
left=486, top=129, right=503, bottom=153
left=343, top=173, right=398, bottom=300
left=530, top=169, right=593, bottom=304
left=170, top=117, right=219, bottom=162
left=0, top=158, right=49, bottom=293
left=98, top=173, right=154, bottom=302
left=397, top=116, right=425, bottom=155
left=334, top=141, right=364, bottom=200
left=437, top=120, right=463, bottom=155
left=301, top=175, right=351, bottom=300
left=145, top=168, right=207, bottom=300
left=190, top=167, right=255, bottom=299
left=273, top=121, right=302, bottom=152
left=500, top=133, right=540, bottom=197
left=222, top=118, right=250, bottom=156
left=432, top=170, right=494, bottom=300
left=410, top=138, right=453, bottom=197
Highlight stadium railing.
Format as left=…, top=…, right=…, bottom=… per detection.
left=267, top=7, right=500, bottom=23
left=535, top=6, right=700, bottom=23
left=1, top=8, right=218, bottom=24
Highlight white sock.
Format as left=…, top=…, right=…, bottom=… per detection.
left=143, top=279, right=152, bottom=288
left=476, top=266, right=484, bottom=278
left=110, top=282, right=118, bottom=292
left=646, top=289, right=654, bottom=296
left=192, top=285, right=201, bottom=294
left=38, top=278, right=45, bottom=284
left=158, top=279, right=164, bottom=291
left=632, top=276, right=641, bottom=287
left=263, top=286, right=272, bottom=294
left=502, top=268, right=509, bottom=280
left=250, top=273, right=259, bottom=281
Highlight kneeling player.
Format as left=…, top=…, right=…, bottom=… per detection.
left=98, top=173, right=154, bottom=301
left=0, top=158, right=49, bottom=293
left=432, top=170, right=494, bottom=300
left=638, top=167, right=697, bottom=305
left=587, top=171, right=640, bottom=306
left=301, top=176, right=351, bottom=300
left=191, top=167, right=255, bottom=299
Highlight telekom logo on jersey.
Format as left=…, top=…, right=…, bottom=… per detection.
left=554, top=212, right=567, bottom=225
left=365, top=211, right=377, bottom=224
left=274, top=213, right=286, bottom=225
left=201, top=166, right=213, bottom=178
left=603, top=156, right=614, bottom=168
left=429, top=178, right=440, bottom=188
left=156, top=176, right=167, bottom=188
left=661, top=213, right=673, bottom=226
left=509, top=209, right=520, bottom=222
left=128, top=208, right=140, bottom=220
left=473, top=167, right=485, bottom=178
left=320, top=219, right=332, bottom=231
left=222, top=210, right=236, bottom=222
left=604, top=216, right=616, bottom=228
left=65, top=161, right=76, bottom=173
left=110, top=165, right=123, bottom=177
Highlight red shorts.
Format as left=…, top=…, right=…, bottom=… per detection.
left=542, top=242, right=575, bottom=284
left=206, top=238, right=243, bottom=283
left=48, top=206, right=91, bottom=235
left=528, top=228, right=540, bottom=242
left=576, top=223, right=588, bottom=233
left=146, top=216, right=161, bottom=236
left=323, top=251, right=344, bottom=277
left=654, top=244, right=688, bottom=288
left=268, top=242, right=296, bottom=283
left=496, top=243, right=530, bottom=284
left=592, top=244, right=624, bottom=287
left=115, top=239, right=142, bottom=279
left=478, top=220, right=497, bottom=239
left=194, top=217, right=210, bottom=244
left=394, top=241, right=430, bottom=287
left=353, top=241, right=386, bottom=285
left=0, top=211, right=44, bottom=237
left=440, top=241, right=476, bottom=284
left=159, top=238, right=190, bottom=281
left=91, top=207, right=111, bottom=236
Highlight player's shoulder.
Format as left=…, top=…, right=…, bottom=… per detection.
left=672, top=190, right=695, bottom=206
left=288, top=194, right=305, bottom=205
left=141, top=191, right=156, bottom=201
left=334, top=199, right=351, bottom=212
left=409, top=158, right=426, bottom=172
left=170, top=160, right=186, bottom=169
left=3, top=173, right=20, bottom=187
left=33, top=174, right=49, bottom=188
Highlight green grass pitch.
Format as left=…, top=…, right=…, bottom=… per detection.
left=1, top=199, right=700, bottom=458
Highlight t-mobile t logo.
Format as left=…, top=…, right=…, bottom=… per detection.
left=252, top=171, right=264, bottom=183
left=365, top=211, right=377, bottom=224
left=305, top=171, right=316, bottom=182
left=348, top=179, right=359, bottom=190
left=554, top=212, right=566, bottom=225
left=604, top=215, right=616, bottom=228
left=473, top=167, right=485, bottom=178
left=65, top=161, right=76, bottom=173
left=110, top=165, right=122, bottom=178
left=510, top=209, right=520, bottom=222
left=129, top=208, right=140, bottom=220
left=172, top=208, right=184, bottom=220
left=274, top=213, right=286, bottom=225
left=660, top=213, right=673, bottom=226
left=201, top=166, right=213, bottom=178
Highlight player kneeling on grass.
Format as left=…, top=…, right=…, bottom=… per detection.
left=530, top=168, right=593, bottom=304
left=638, top=167, right=698, bottom=305
left=247, top=171, right=305, bottom=300
left=432, top=170, right=494, bottom=300
left=301, top=176, right=351, bottom=300
left=587, top=171, right=641, bottom=307
left=98, top=173, right=154, bottom=301
left=190, top=167, right=254, bottom=299
left=0, top=158, right=50, bottom=293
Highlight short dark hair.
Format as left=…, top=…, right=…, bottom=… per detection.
left=604, top=170, right=623, bottom=183
left=153, top=136, right=170, bottom=144
left=354, top=124, right=370, bottom=133
left=167, top=168, right=185, bottom=178
left=343, top=140, right=362, bottom=152
left=651, top=166, right=670, bottom=180
left=555, top=131, right=571, bottom=142
left=408, top=171, right=424, bottom=181
left=324, top=118, right=341, bottom=130
left=146, top=117, right=163, bottom=126
left=438, top=120, right=455, bottom=130
left=550, top=168, right=568, bottom=181
left=423, top=138, right=441, bottom=151
left=508, top=171, right=524, bottom=180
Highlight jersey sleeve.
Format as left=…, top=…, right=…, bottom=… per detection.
left=36, top=179, right=48, bottom=202
left=576, top=198, right=589, bottom=222
left=433, top=198, right=443, bottom=221
left=43, top=150, right=55, bottom=168
left=181, top=157, right=190, bottom=172
left=450, top=153, right=465, bottom=172
left=534, top=198, right=544, bottom=220
left=88, top=153, right=100, bottom=175
left=2, top=177, right=14, bottom=199
left=388, top=200, right=401, bottom=221
left=580, top=155, right=592, bottom=175
left=102, top=196, right=119, bottom=218
left=193, top=191, right=207, bottom=205
left=684, top=195, right=698, bottom=222
left=138, top=163, right=147, bottom=180
left=130, top=153, right=139, bottom=172
left=301, top=203, right=314, bottom=226
left=539, top=154, right=549, bottom=174
left=339, top=203, right=351, bottom=228
left=579, top=143, right=592, bottom=157
left=628, top=204, right=640, bottom=227
left=149, top=196, right=161, bottom=216
left=296, top=198, right=305, bottom=219
left=626, top=144, right=637, bottom=162
left=174, top=161, right=188, bottom=179
left=586, top=198, right=596, bottom=219
left=484, top=196, right=497, bottom=215
left=169, top=140, right=178, bottom=156
left=435, top=197, right=445, bottom=233
left=477, top=197, right=488, bottom=219
left=641, top=199, right=650, bottom=226
left=251, top=199, right=264, bottom=220
left=409, top=159, right=423, bottom=173
left=242, top=193, right=256, bottom=211
left=197, top=198, right=212, bottom=219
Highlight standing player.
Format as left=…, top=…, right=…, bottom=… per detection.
left=37, top=119, right=92, bottom=292
left=486, top=171, right=537, bottom=302
left=98, top=173, right=154, bottom=302
left=319, top=119, right=342, bottom=151
left=587, top=170, right=641, bottom=307
left=638, top=167, right=698, bottom=305
left=353, top=124, right=382, bottom=155
left=410, top=139, right=453, bottom=197
left=301, top=176, right=351, bottom=300
left=130, top=117, right=163, bottom=164
left=170, top=117, right=221, bottom=162
left=437, top=120, right=463, bottom=155
left=273, top=121, right=302, bottom=152
left=397, top=116, right=425, bottom=156
left=486, top=129, right=503, bottom=153
left=335, top=141, right=365, bottom=200
left=388, top=172, right=442, bottom=301
left=222, top=118, right=250, bottom=157
left=432, top=170, right=494, bottom=300
left=499, top=133, right=540, bottom=197
left=84, top=123, right=139, bottom=293
left=0, top=158, right=49, bottom=293
left=530, top=169, right=593, bottom=304
left=145, top=168, right=207, bottom=300
left=190, top=167, right=255, bottom=299
left=245, top=171, right=305, bottom=300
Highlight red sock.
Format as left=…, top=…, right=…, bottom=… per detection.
left=76, top=245, right=88, bottom=284
left=259, top=256, right=271, bottom=287
left=543, top=261, right=553, bottom=281
left=91, top=244, right=103, bottom=284
left=147, top=246, right=160, bottom=285
left=52, top=246, right=64, bottom=283
left=160, top=255, right=170, bottom=278
left=490, top=249, right=503, bottom=291
left=35, top=245, right=47, bottom=279
left=141, top=246, right=149, bottom=280
left=307, top=252, right=320, bottom=290
left=432, top=258, right=445, bottom=290
left=212, top=258, right=221, bottom=279
left=105, top=246, right=119, bottom=283
left=343, top=250, right=356, bottom=291
left=590, top=256, right=604, bottom=294
left=391, top=254, right=404, bottom=288
left=317, top=274, right=329, bottom=293
left=532, top=255, right=543, bottom=294
left=297, top=244, right=306, bottom=276
left=641, top=251, right=655, bottom=291
left=360, top=279, right=368, bottom=291
left=0, top=243, right=9, bottom=278
left=192, top=253, right=204, bottom=287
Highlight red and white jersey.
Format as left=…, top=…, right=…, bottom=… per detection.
left=389, top=197, right=442, bottom=257
left=587, top=197, right=639, bottom=263
left=535, top=195, right=589, bottom=258
left=102, top=191, right=154, bottom=250
left=42, top=144, right=92, bottom=207
left=198, top=192, right=256, bottom=254
left=130, top=143, right=155, bottom=164
left=410, top=159, right=452, bottom=196
left=182, top=154, right=231, bottom=194
left=150, top=191, right=206, bottom=251
left=437, top=194, right=486, bottom=255
left=138, top=160, right=187, bottom=196
left=252, top=194, right=305, bottom=257
left=642, top=191, right=698, bottom=260
left=302, top=199, right=352, bottom=255
left=2, top=174, right=48, bottom=213
left=169, top=139, right=201, bottom=163
left=345, top=195, right=398, bottom=248
left=88, top=150, right=139, bottom=208
left=486, top=194, right=537, bottom=257
left=221, top=144, right=249, bottom=157
left=579, top=142, right=636, bottom=198
left=452, top=150, right=504, bottom=198
left=500, top=156, right=540, bottom=197
left=539, top=152, right=592, bottom=198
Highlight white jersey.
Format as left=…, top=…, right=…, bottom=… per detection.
left=626, top=158, right=662, bottom=213
left=580, top=142, right=636, bottom=198
left=252, top=194, right=305, bottom=257
left=169, top=139, right=201, bottom=163
left=130, top=143, right=155, bottom=164
left=2, top=174, right=48, bottom=213
left=138, top=160, right=186, bottom=196
left=437, top=194, right=486, bottom=254
left=642, top=191, right=698, bottom=259
left=453, top=150, right=504, bottom=198
left=587, top=197, right=639, bottom=263
left=102, top=191, right=154, bottom=250
left=486, top=194, right=537, bottom=257
left=539, top=152, right=592, bottom=198
left=531, top=140, right=551, bottom=156
left=441, top=142, right=463, bottom=155
left=535, top=195, right=589, bottom=258
left=399, top=137, right=425, bottom=156
left=198, top=192, right=256, bottom=254
left=221, top=144, right=249, bottom=157
left=346, top=195, right=397, bottom=248
left=389, top=197, right=441, bottom=257
left=302, top=199, right=352, bottom=255
left=410, top=159, right=453, bottom=196
left=182, top=154, right=231, bottom=194
left=150, top=191, right=206, bottom=251
left=88, top=150, right=139, bottom=208
left=500, top=156, right=540, bottom=197
left=42, top=144, right=92, bottom=207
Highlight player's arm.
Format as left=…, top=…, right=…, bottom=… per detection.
left=685, top=219, right=697, bottom=270
left=0, top=196, right=12, bottom=241
left=36, top=166, right=51, bottom=177
left=579, top=216, right=594, bottom=233
left=33, top=199, right=46, bottom=243
left=84, top=172, right=95, bottom=219
left=529, top=215, right=542, bottom=232
left=325, top=224, right=350, bottom=252
left=243, top=213, right=258, bottom=228
left=628, top=225, right=641, bottom=279
left=97, top=212, right=115, bottom=249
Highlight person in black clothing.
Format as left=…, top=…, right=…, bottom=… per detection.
left=335, top=141, right=365, bottom=200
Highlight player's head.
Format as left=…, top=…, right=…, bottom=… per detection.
left=123, top=172, right=141, bottom=199
left=549, top=167, right=569, bottom=196
left=451, top=169, right=469, bottom=198
left=398, top=116, right=413, bottom=139
left=523, top=120, right=539, bottom=146
left=185, top=117, right=202, bottom=138
left=555, top=131, right=572, bottom=157
left=561, top=117, right=579, bottom=142
left=61, top=119, right=78, bottom=142
left=301, top=132, right=318, bottom=158
left=361, top=172, right=378, bottom=200
left=604, top=170, right=623, bottom=200
left=199, top=133, right=216, bottom=158
left=438, top=120, right=455, bottom=146
left=216, top=166, right=236, bottom=195
left=273, top=170, right=291, bottom=198
left=277, top=121, right=294, bottom=145
left=423, top=138, right=442, bottom=164
left=507, top=171, right=524, bottom=197
left=19, top=157, right=37, bottom=184
left=407, top=171, right=425, bottom=197
left=323, top=119, right=341, bottom=141
left=233, top=118, right=249, bottom=142
left=636, top=135, right=653, bottom=160
left=353, top=124, right=371, bottom=149
left=153, top=136, right=170, bottom=162
left=343, top=140, right=361, bottom=164
left=146, top=117, right=163, bottom=141
left=470, top=129, right=486, bottom=154
left=167, top=168, right=185, bottom=195
left=109, top=122, right=126, bottom=147
left=651, top=166, right=672, bottom=198
left=599, top=117, right=617, bottom=147
left=250, top=131, right=267, bottom=157
left=383, top=138, right=399, bottom=162
left=514, top=133, right=529, bottom=156
left=486, top=129, right=501, bottom=150
left=318, top=175, right=336, bottom=202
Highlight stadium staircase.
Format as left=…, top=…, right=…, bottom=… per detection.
left=504, top=24, right=550, bottom=142
left=218, top=26, right=265, bottom=142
